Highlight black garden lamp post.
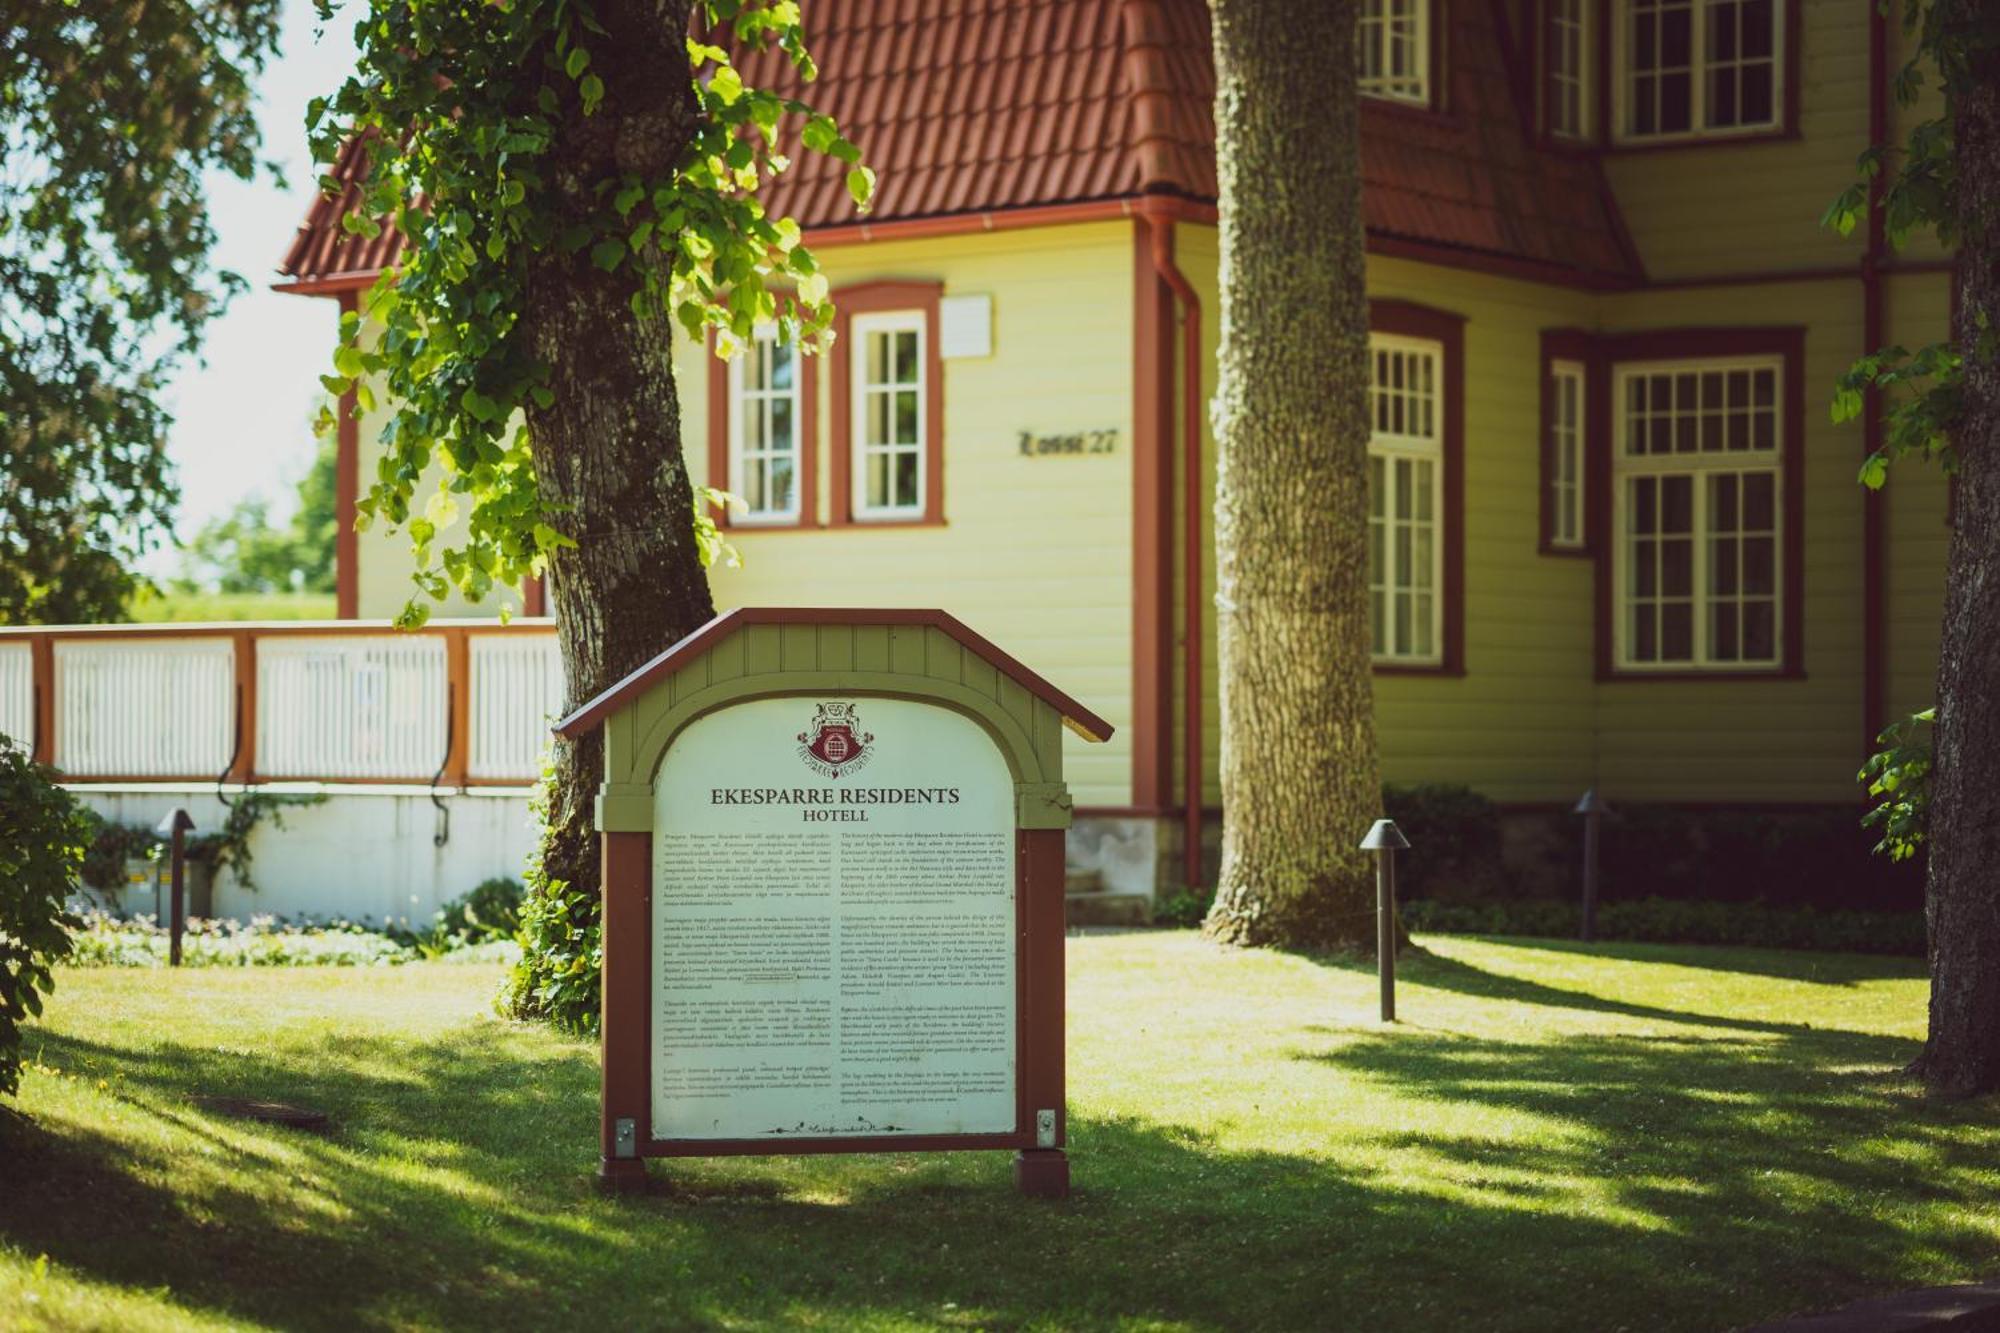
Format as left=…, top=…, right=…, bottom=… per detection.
left=1359, top=818, right=1411, bottom=1023
left=155, top=808, right=195, bottom=967
left=1573, top=789, right=1611, bottom=943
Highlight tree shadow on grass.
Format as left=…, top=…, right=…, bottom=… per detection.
left=1435, top=933, right=1927, bottom=987
left=1328, top=944, right=1918, bottom=1046
left=1299, top=1021, right=2000, bottom=1324
left=4, top=1005, right=1994, bottom=1331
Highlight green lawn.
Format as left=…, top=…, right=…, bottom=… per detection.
left=123, top=590, right=337, bottom=623
left=4, top=933, right=1994, bottom=1331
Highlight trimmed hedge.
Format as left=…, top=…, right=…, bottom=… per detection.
left=1403, top=897, right=1926, bottom=957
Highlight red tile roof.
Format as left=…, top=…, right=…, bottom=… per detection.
left=277, top=0, right=1639, bottom=289
left=279, top=132, right=406, bottom=289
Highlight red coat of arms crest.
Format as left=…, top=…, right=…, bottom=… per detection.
left=797, top=702, right=875, bottom=778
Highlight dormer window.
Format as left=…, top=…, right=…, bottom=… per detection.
left=1359, top=0, right=1431, bottom=106
left=1615, top=0, right=1784, bottom=142
left=1544, top=0, right=1591, bottom=138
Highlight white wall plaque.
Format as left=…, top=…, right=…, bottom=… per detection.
left=650, top=695, right=1016, bottom=1141
left=938, top=293, right=993, bottom=359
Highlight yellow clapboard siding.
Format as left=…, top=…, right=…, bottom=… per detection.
left=1603, top=0, right=1871, bottom=282
left=1882, top=272, right=1953, bottom=724
left=674, top=220, right=1138, bottom=808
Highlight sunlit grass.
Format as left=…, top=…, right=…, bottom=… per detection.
left=123, top=590, right=337, bottom=623
left=4, top=934, right=1994, bottom=1331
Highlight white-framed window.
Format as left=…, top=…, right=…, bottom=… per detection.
left=849, top=310, right=926, bottom=520
left=727, top=325, right=802, bottom=523
left=1368, top=334, right=1444, bottom=664
left=1549, top=360, right=1586, bottom=548
left=1616, top=0, right=1782, bottom=141
left=1546, top=0, right=1590, bottom=138
left=1612, top=357, right=1783, bottom=669
left=1359, top=0, right=1430, bottom=105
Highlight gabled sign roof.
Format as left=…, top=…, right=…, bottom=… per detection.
left=554, top=607, right=1116, bottom=743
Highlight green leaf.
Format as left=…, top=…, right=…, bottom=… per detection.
left=591, top=238, right=628, bottom=272
left=580, top=73, right=605, bottom=112
left=845, top=166, right=876, bottom=208
left=565, top=46, right=590, bottom=79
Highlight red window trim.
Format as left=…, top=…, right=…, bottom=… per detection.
left=1539, top=328, right=1597, bottom=556
left=1369, top=298, right=1467, bottom=678
left=705, top=329, right=821, bottom=531
left=1587, top=325, right=1808, bottom=682
left=1593, top=0, right=1803, bottom=153
left=828, top=279, right=946, bottom=528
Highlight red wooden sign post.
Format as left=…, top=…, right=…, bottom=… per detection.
left=555, top=609, right=1112, bottom=1198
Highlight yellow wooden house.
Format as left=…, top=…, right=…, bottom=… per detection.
left=276, top=0, right=1953, bottom=899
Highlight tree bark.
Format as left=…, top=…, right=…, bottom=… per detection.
left=1918, top=41, right=2000, bottom=1097
left=518, top=0, right=716, bottom=952
left=1203, top=0, right=1384, bottom=952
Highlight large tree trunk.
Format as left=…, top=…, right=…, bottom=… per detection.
left=1203, top=0, right=1384, bottom=951
left=1918, top=48, right=2000, bottom=1097
left=517, top=0, right=716, bottom=981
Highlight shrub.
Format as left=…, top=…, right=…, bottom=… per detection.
left=1403, top=896, right=1926, bottom=957
left=460, top=876, right=525, bottom=939
left=389, top=877, right=527, bottom=958
left=1381, top=783, right=1511, bottom=901
left=63, top=911, right=521, bottom=967
left=1860, top=708, right=1933, bottom=863
left=78, top=817, right=161, bottom=896
left=1154, top=886, right=1215, bottom=929
left=0, top=739, right=90, bottom=1096
left=502, top=769, right=601, bottom=1035
left=1585, top=805, right=1920, bottom=913
left=66, top=913, right=413, bottom=967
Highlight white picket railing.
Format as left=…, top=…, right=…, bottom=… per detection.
left=257, top=636, right=450, bottom=780
left=56, top=638, right=236, bottom=777
left=0, top=620, right=563, bottom=784
left=470, top=634, right=565, bottom=780
left=0, top=642, right=32, bottom=750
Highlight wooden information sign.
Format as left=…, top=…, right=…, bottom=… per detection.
left=554, top=608, right=1112, bottom=1197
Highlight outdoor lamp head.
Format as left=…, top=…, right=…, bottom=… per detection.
left=1572, top=789, right=1611, bottom=817
left=155, top=808, right=196, bottom=837
left=1358, top=819, right=1410, bottom=852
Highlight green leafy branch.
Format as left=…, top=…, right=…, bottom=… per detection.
left=1823, top=0, right=2000, bottom=488
left=309, top=0, right=870, bottom=625
left=1860, top=707, right=1935, bottom=862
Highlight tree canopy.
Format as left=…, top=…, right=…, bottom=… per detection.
left=175, top=416, right=338, bottom=595
left=314, top=0, right=869, bottom=624
left=0, top=0, right=281, bottom=624
left=1826, top=0, right=2000, bottom=480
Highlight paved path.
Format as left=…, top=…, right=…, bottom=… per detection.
left=1744, top=1282, right=2000, bottom=1332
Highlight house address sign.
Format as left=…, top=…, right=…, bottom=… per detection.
left=1018, top=428, right=1118, bottom=457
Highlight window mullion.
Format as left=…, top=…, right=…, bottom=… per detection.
left=1691, top=0, right=1708, bottom=132
left=1693, top=469, right=1711, bottom=666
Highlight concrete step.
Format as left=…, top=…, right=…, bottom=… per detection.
left=1064, top=890, right=1153, bottom=928
left=1064, top=869, right=1105, bottom=894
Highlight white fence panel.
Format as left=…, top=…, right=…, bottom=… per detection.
left=469, top=634, right=564, bottom=780
left=257, top=636, right=448, bottom=779
left=0, top=643, right=32, bottom=752
left=56, top=639, right=236, bottom=776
